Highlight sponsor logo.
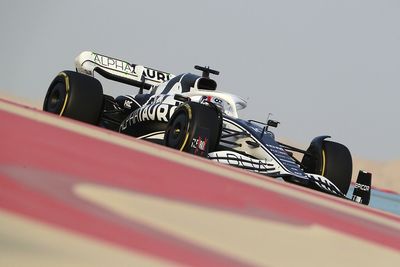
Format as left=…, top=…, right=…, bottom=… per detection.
left=142, top=68, right=172, bottom=82
left=191, top=137, right=208, bottom=155
left=190, top=127, right=210, bottom=157
left=226, top=152, right=271, bottom=171
left=93, top=53, right=135, bottom=74
left=200, top=96, right=225, bottom=111
left=124, top=100, right=133, bottom=109
left=354, top=183, right=370, bottom=191
left=210, top=152, right=275, bottom=173
left=120, top=103, right=176, bottom=131
left=200, top=95, right=223, bottom=105
left=93, top=53, right=172, bottom=82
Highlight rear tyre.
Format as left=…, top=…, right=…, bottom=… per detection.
left=164, top=102, right=222, bottom=156
left=43, top=71, right=103, bottom=124
left=302, top=140, right=352, bottom=194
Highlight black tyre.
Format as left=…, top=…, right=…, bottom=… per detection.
left=43, top=71, right=103, bottom=124
left=321, top=141, right=353, bottom=194
left=302, top=140, right=352, bottom=194
left=164, top=102, right=222, bottom=156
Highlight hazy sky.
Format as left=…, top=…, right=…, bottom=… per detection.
left=1, top=0, right=399, bottom=161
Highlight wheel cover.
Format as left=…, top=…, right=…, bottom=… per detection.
left=46, top=82, right=67, bottom=114
left=166, top=112, right=189, bottom=150
left=44, top=72, right=70, bottom=115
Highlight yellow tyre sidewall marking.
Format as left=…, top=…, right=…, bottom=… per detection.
left=321, top=149, right=326, bottom=176
left=58, top=72, right=70, bottom=116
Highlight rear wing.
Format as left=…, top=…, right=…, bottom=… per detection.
left=75, top=51, right=175, bottom=91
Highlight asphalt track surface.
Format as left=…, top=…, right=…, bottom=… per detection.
left=1, top=98, right=400, bottom=267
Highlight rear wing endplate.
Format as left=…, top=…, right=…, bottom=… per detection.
left=75, top=51, right=175, bottom=90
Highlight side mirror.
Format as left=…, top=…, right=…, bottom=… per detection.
left=267, top=119, right=280, bottom=128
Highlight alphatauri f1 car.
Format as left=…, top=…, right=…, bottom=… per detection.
left=44, top=51, right=372, bottom=204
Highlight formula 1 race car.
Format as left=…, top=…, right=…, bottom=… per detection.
left=43, top=51, right=372, bottom=204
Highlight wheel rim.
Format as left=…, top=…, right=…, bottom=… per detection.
left=166, top=112, right=189, bottom=149
left=45, top=82, right=67, bottom=114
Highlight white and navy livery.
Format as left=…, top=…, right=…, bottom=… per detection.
left=43, top=51, right=372, bottom=204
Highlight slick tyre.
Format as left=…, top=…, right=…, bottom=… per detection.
left=164, top=102, right=222, bottom=156
left=320, top=141, right=353, bottom=194
left=302, top=140, right=352, bottom=194
left=43, top=71, right=103, bottom=124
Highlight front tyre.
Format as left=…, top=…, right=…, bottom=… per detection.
left=43, top=71, right=103, bottom=124
left=302, top=140, right=353, bottom=194
left=321, top=141, right=353, bottom=194
left=164, top=102, right=222, bottom=156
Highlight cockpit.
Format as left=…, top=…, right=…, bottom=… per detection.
left=183, top=91, right=247, bottom=118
